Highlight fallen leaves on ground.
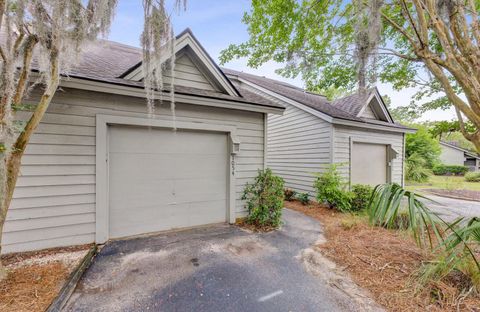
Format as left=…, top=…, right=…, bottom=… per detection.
left=285, top=200, right=480, bottom=312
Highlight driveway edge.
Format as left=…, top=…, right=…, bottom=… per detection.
left=47, top=245, right=97, bottom=312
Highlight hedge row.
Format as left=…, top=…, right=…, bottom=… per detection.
left=432, top=165, right=469, bottom=176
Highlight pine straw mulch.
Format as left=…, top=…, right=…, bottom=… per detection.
left=284, top=200, right=480, bottom=312
left=0, top=244, right=91, bottom=312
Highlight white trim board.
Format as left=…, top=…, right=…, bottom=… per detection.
left=95, top=114, right=238, bottom=244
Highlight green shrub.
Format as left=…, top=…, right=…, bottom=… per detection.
left=242, top=168, right=285, bottom=228
left=465, top=172, right=480, bottom=182
left=405, top=126, right=441, bottom=168
left=297, top=192, right=310, bottom=205
left=432, top=165, right=469, bottom=176
left=405, top=153, right=431, bottom=182
left=314, top=165, right=352, bottom=212
left=284, top=188, right=297, bottom=201
left=350, top=184, right=373, bottom=211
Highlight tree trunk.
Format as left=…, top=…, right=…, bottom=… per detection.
left=0, top=152, right=23, bottom=279
left=470, top=132, right=480, bottom=153
left=0, top=57, right=59, bottom=280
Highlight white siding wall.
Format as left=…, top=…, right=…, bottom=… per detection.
left=4, top=88, right=265, bottom=253
left=332, top=125, right=404, bottom=185
left=267, top=104, right=332, bottom=196
left=439, top=145, right=465, bottom=166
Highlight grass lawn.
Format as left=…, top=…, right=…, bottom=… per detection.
left=406, top=175, right=480, bottom=193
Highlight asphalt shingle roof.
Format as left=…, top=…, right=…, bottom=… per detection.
left=223, top=68, right=411, bottom=130
left=20, top=29, right=410, bottom=130
left=29, top=34, right=285, bottom=110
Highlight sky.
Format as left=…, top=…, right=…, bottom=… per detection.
left=107, top=0, right=456, bottom=121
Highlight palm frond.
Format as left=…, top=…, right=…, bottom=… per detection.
left=367, top=183, right=443, bottom=248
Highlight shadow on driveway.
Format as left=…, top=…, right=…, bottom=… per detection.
left=64, top=209, right=379, bottom=312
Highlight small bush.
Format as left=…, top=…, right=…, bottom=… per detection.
left=432, top=165, right=469, bottom=176
left=405, top=153, right=431, bottom=182
left=297, top=192, right=310, bottom=205
left=242, top=168, right=284, bottom=228
left=350, top=184, right=373, bottom=211
left=314, top=165, right=352, bottom=212
left=465, top=172, right=480, bottom=182
left=284, top=188, right=297, bottom=201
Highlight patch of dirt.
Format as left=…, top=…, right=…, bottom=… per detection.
left=226, top=238, right=267, bottom=257
left=0, top=245, right=91, bottom=312
left=235, top=219, right=277, bottom=232
left=425, top=189, right=480, bottom=201
left=285, top=200, right=480, bottom=312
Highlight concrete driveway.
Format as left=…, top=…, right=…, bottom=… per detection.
left=424, top=194, right=480, bottom=222
left=64, top=209, right=380, bottom=312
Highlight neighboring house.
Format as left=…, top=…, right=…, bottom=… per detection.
left=4, top=29, right=285, bottom=253
left=439, top=141, right=480, bottom=171
left=223, top=69, right=415, bottom=196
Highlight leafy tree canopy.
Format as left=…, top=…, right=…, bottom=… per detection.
left=220, top=0, right=480, bottom=151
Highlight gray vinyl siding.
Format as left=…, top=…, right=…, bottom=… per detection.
left=332, top=125, right=404, bottom=185
left=127, top=54, right=218, bottom=92
left=4, top=88, right=264, bottom=253
left=360, top=105, right=377, bottom=119
left=267, top=104, right=333, bottom=197
left=439, top=145, right=465, bottom=166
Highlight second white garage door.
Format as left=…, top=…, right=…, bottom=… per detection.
left=108, top=125, right=228, bottom=239
left=351, top=142, right=388, bottom=186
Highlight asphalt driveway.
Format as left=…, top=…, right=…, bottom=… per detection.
left=425, top=194, right=480, bottom=222
left=64, top=209, right=380, bottom=312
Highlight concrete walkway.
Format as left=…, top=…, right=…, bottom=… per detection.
left=424, top=194, right=480, bottom=222
left=64, top=209, right=381, bottom=312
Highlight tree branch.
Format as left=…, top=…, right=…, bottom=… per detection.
left=454, top=106, right=474, bottom=140
left=423, top=57, right=480, bottom=127
left=13, top=35, right=38, bottom=106
left=400, top=0, right=425, bottom=47
left=379, top=9, right=418, bottom=48
left=0, top=0, right=5, bottom=33
left=14, top=51, right=59, bottom=153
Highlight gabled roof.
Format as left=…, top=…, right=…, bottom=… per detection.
left=25, top=29, right=285, bottom=113
left=224, top=68, right=413, bottom=132
left=440, top=141, right=480, bottom=159
left=223, top=68, right=357, bottom=121
left=120, top=29, right=240, bottom=97
left=333, top=88, right=393, bottom=123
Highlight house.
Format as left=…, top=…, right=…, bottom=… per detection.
left=4, top=29, right=285, bottom=253
left=439, top=141, right=480, bottom=171
left=223, top=69, right=415, bottom=196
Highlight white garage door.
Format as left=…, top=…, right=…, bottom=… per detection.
left=108, top=125, right=228, bottom=239
left=351, top=142, right=388, bottom=186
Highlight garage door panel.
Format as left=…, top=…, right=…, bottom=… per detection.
left=186, top=200, right=226, bottom=225
left=108, top=125, right=228, bottom=239
left=110, top=153, right=226, bottom=180
left=109, top=127, right=227, bottom=154
left=351, top=142, right=387, bottom=186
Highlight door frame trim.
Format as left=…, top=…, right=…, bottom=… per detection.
left=349, top=138, right=393, bottom=187
left=95, top=114, right=238, bottom=244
